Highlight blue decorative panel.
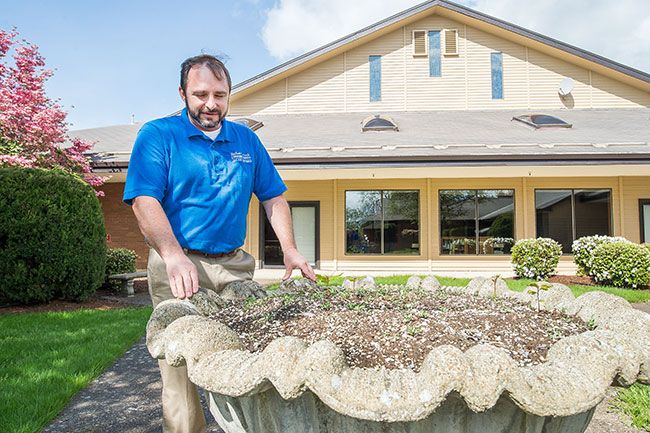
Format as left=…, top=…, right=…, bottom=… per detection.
left=369, top=55, right=381, bottom=102
left=428, top=31, right=441, bottom=77
left=491, top=52, right=503, bottom=99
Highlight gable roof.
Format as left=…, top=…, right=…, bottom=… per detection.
left=232, top=0, right=650, bottom=99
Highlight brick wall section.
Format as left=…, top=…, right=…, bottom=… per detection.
left=99, top=182, right=149, bottom=269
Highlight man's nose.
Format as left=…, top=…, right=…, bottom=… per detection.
left=205, top=96, right=218, bottom=110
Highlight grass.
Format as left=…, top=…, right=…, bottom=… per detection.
left=613, top=383, right=650, bottom=431
left=0, top=306, right=152, bottom=433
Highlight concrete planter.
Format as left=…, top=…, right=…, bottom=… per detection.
left=146, top=280, right=649, bottom=433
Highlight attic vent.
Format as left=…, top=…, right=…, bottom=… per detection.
left=513, top=114, right=572, bottom=129
left=413, top=30, right=427, bottom=56
left=443, top=29, right=458, bottom=56
left=233, top=117, right=264, bottom=131
left=362, top=115, right=398, bottom=132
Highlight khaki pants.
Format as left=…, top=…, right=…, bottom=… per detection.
left=147, top=248, right=256, bottom=433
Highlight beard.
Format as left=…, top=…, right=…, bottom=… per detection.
left=185, top=102, right=225, bottom=130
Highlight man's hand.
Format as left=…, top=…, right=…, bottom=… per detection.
left=282, top=247, right=316, bottom=281
left=163, top=253, right=199, bottom=299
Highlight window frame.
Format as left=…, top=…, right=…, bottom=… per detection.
left=534, top=188, right=613, bottom=253
left=438, top=189, right=516, bottom=256
left=344, top=189, right=421, bottom=256
left=640, top=199, right=650, bottom=243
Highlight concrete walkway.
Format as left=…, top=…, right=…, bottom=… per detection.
left=44, top=287, right=647, bottom=433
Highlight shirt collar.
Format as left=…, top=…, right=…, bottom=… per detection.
left=180, top=108, right=232, bottom=143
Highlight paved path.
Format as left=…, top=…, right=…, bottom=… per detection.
left=44, top=295, right=647, bottom=433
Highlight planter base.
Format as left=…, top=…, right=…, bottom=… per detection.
left=208, top=388, right=595, bottom=433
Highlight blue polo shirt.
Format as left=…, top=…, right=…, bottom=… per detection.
left=123, top=109, right=287, bottom=254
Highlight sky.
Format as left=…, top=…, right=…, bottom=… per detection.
left=2, top=0, right=649, bottom=130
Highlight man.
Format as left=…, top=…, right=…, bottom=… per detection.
left=123, top=54, right=315, bottom=433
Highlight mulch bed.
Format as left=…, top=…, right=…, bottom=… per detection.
left=0, top=280, right=150, bottom=314
left=211, top=285, right=590, bottom=371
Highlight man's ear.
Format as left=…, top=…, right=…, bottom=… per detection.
left=178, top=86, right=186, bottom=101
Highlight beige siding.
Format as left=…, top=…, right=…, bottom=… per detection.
left=346, top=28, right=406, bottom=112
left=621, top=177, right=650, bottom=242
left=526, top=48, right=591, bottom=109
left=465, top=26, right=528, bottom=109
left=591, top=72, right=650, bottom=108
left=231, top=12, right=650, bottom=116
left=229, top=79, right=286, bottom=116
left=404, top=16, right=466, bottom=110
left=288, top=55, right=345, bottom=113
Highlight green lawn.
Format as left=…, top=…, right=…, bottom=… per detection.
left=0, top=307, right=152, bottom=433
left=613, top=383, right=650, bottom=431
left=304, top=274, right=650, bottom=304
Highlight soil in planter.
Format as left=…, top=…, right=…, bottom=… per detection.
left=210, top=285, right=590, bottom=372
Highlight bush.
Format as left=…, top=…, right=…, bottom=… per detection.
left=104, top=248, right=138, bottom=291
left=0, top=167, right=106, bottom=304
left=511, top=238, right=562, bottom=280
left=591, top=241, right=650, bottom=289
left=572, top=235, right=631, bottom=276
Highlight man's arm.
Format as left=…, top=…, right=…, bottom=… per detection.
left=262, top=195, right=316, bottom=281
left=132, top=196, right=199, bottom=299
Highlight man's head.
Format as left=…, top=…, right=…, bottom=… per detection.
left=179, top=55, right=232, bottom=131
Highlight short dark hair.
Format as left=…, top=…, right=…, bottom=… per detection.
left=180, top=54, right=232, bottom=93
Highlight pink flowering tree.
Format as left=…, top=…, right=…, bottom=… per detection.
left=0, top=27, right=105, bottom=194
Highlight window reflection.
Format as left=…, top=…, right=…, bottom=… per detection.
left=440, top=189, right=515, bottom=255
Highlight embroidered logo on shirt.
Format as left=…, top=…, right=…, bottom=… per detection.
left=230, top=152, right=252, bottom=163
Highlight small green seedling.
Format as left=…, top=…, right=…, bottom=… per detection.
left=527, top=281, right=552, bottom=312
left=316, top=273, right=342, bottom=287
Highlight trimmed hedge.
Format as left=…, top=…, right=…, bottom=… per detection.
left=511, top=238, right=562, bottom=280
left=591, top=241, right=650, bottom=289
left=104, top=248, right=138, bottom=291
left=572, top=235, right=630, bottom=276
left=0, top=167, right=106, bottom=304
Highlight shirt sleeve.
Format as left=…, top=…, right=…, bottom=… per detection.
left=122, top=123, right=169, bottom=205
left=253, top=136, right=287, bottom=202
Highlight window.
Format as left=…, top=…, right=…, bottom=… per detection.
left=536, top=189, right=611, bottom=253
left=640, top=199, right=650, bottom=242
left=232, top=117, right=263, bottom=131
left=361, top=115, right=398, bottom=132
left=491, top=52, right=503, bottom=99
left=346, top=190, right=419, bottom=255
left=440, top=190, right=515, bottom=255
left=428, top=30, right=441, bottom=77
left=369, top=55, right=381, bottom=102
left=513, top=114, right=572, bottom=129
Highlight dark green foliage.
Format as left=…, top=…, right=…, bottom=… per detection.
left=0, top=167, right=106, bottom=304
left=104, top=248, right=138, bottom=291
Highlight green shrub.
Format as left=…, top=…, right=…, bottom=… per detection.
left=104, top=248, right=138, bottom=291
left=0, top=167, right=106, bottom=304
left=591, top=241, right=650, bottom=289
left=572, top=235, right=630, bottom=276
left=511, top=238, right=562, bottom=280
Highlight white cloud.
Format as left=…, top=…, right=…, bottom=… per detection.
left=261, top=0, right=650, bottom=73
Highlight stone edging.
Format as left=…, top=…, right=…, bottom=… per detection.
left=145, top=279, right=650, bottom=422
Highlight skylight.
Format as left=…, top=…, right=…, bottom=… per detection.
left=233, top=117, right=264, bottom=131
left=361, top=115, right=398, bottom=132
left=513, top=114, right=572, bottom=129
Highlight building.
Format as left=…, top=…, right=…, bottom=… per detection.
left=72, top=0, right=650, bottom=273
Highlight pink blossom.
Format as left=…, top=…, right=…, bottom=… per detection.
left=0, top=27, right=104, bottom=192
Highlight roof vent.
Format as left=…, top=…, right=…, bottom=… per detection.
left=443, top=29, right=458, bottom=56
left=232, top=117, right=264, bottom=131
left=412, top=30, right=427, bottom=57
left=361, top=115, right=398, bottom=132
left=513, top=114, right=572, bottom=129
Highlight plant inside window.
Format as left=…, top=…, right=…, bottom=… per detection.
left=346, top=190, right=419, bottom=255
left=440, top=190, right=515, bottom=255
